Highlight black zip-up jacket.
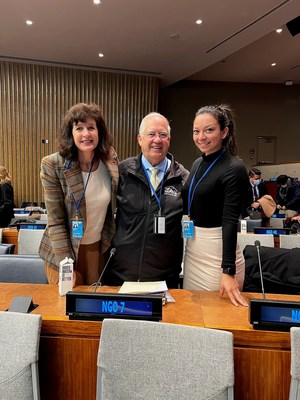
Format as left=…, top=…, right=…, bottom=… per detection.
left=107, top=153, right=189, bottom=287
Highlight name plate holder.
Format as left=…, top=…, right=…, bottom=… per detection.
left=250, top=298, right=300, bottom=331
left=66, top=291, right=163, bottom=322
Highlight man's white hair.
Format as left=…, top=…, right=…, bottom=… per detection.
left=139, top=112, right=171, bottom=136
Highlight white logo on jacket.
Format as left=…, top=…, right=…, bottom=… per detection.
left=164, top=186, right=178, bottom=197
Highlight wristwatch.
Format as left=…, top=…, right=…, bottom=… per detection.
left=222, top=267, right=236, bottom=276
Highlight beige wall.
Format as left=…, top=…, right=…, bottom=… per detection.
left=158, top=80, right=300, bottom=171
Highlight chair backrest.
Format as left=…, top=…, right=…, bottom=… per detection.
left=18, top=229, right=45, bottom=255
left=289, top=327, right=300, bottom=400
left=279, top=234, right=300, bottom=249
left=97, top=319, right=234, bottom=400
left=0, top=254, right=48, bottom=283
left=0, top=311, right=42, bottom=400
left=237, top=233, right=274, bottom=252
left=0, top=228, right=2, bottom=243
left=269, top=217, right=285, bottom=229
left=0, top=243, right=15, bottom=254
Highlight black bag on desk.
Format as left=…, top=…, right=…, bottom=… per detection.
left=247, top=208, right=262, bottom=220
left=243, top=245, right=300, bottom=295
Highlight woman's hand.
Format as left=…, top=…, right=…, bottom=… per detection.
left=220, top=274, right=248, bottom=307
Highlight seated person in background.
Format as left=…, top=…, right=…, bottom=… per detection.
left=0, top=165, right=14, bottom=228
left=241, top=168, right=269, bottom=223
left=276, top=175, right=300, bottom=218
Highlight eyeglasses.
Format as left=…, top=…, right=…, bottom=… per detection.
left=144, top=131, right=169, bottom=140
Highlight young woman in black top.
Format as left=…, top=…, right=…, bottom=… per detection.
left=182, top=105, right=249, bottom=307
left=0, top=166, right=14, bottom=228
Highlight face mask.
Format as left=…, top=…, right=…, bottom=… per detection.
left=253, top=179, right=261, bottom=186
left=281, top=184, right=287, bottom=188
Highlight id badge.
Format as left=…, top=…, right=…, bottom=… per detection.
left=182, top=220, right=195, bottom=238
left=71, top=219, right=84, bottom=239
left=154, top=215, right=166, bottom=234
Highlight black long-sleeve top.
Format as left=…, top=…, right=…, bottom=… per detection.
left=0, top=182, right=14, bottom=227
left=182, top=149, right=249, bottom=270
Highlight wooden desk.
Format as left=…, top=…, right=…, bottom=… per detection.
left=0, top=284, right=295, bottom=400
left=1, top=228, right=18, bottom=253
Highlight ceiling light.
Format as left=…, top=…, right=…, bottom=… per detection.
left=98, top=53, right=104, bottom=58
left=271, top=63, right=276, bottom=67
left=276, top=28, right=283, bottom=33
left=93, top=0, right=101, bottom=4
left=26, top=20, right=33, bottom=26
left=196, top=19, right=203, bottom=25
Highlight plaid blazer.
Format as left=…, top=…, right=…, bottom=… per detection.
left=39, top=149, right=119, bottom=270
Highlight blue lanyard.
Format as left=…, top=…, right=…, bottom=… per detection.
left=142, top=161, right=168, bottom=212
left=188, top=151, right=224, bottom=216
left=67, top=159, right=94, bottom=217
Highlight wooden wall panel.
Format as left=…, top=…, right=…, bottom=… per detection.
left=0, top=61, right=158, bottom=206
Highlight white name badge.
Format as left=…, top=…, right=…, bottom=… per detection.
left=154, top=215, right=166, bottom=234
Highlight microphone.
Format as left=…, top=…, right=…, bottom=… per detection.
left=93, top=248, right=116, bottom=292
left=254, top=240, right=266, bottom=300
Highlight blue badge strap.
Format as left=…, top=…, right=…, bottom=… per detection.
left=188, top=151, right=224, bottom=216
left=142, top=162, right=168, bottom=213
left=69, top=159, right=94, bottom=217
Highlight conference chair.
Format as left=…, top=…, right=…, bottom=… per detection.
left=0, top=228, right=2, bottom=242
left=289, top=327, right=300, bottom=400
left=0, top=243, right=15, bottom=254
left=0, top=311, right=42, bottom=400
left=97, top=319, right=234, bottom=400
left=18, top=228, right=45, bottom=255
left=269, top=217, right=285, bottom=229
left=279, top=234, right=300, bottom=249
left=0, top=254, right=48, bottom=283
left=237, top=232, right=274, bottom=252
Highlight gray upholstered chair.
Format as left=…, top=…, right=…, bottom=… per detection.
left=0, top=254, right=48, bottom=283
left=237, top=232, right=274, bottom=252
left=290, top=327, right=300, bottom=400
left=280, top=234, right=300, bottom=249
left=0, top=243, right=15, bottom=254
left=269, top=217, right=285, bottom=229
left=0, top=311, right=42, bottom=400
left=97, top=319, right=234, bottom=400
left=18, top=229, right=45, bottom=255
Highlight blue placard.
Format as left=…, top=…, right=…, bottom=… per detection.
left=272, top=214, right=286, bottom=219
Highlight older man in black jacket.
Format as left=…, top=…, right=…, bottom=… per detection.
left=105, top=112, right=189, bottom=288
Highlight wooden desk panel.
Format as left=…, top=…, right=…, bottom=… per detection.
left=0, top=284, right=297, bottom=400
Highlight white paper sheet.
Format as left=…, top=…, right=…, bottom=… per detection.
left=118, top=281, right=168, bottom=294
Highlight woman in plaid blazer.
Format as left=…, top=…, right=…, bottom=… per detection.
left=39, top=103, right=119, bottom=285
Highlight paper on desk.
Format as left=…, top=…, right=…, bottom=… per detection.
left=118, top=281, right=168, bottom=294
